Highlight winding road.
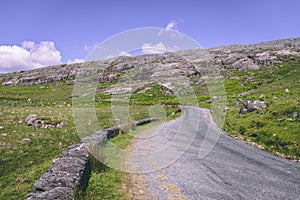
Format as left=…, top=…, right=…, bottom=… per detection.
left=125, top=107, right=300, bottom=200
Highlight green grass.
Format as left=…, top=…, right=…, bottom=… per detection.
left=81, top=121, right=167, bottom=200
left=1, top=55, right=299, bottom=199
left=0, top=80, right=179, bottom=199
left=223, top=57, right=300, bottom=159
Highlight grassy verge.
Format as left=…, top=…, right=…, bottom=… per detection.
left=82, top=120, right=175, bottom=200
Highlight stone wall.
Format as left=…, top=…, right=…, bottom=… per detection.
left=25, top=118, right=157, bottom=199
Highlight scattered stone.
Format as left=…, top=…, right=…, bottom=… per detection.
left=0, top=126, right=3, bottom=129
left=223, top=107, right=229, bottom=112
left=234, top=98, right=244, bottom=105
left=41, top=124, right=56, bottom=129
left=26, top=114, right=38, bottom=126
left=26, top=114, right=65, bottom=129
left=22, top=138, right=31, bottom=142
left=1, top=134, right=7, bottom=137
left=237, top=91, right=250, bottom=97
left=56, top=122, right=66, bottom=128
left=240, top=107, right=248, bottom=115
left=285, top=88, right=290, bottom=93
left=211, top=96, right=218, bottom=101
left=293, top=112, right=298, bottom=119
left=29, top=133, right=36, bottom=137
left=27, top=98, right=34, bottom=104
left=239, top=100, right=267, bottom=114
left=52, top=158, right=59, bottom=164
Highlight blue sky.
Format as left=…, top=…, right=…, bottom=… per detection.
left=0, top=0, right=299, bottom=73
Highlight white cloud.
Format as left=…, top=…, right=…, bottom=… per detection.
left=67, top=58, right=85, bottom=64
left=142, top=42, right=167, bottom=54
left=104, top=50, right=131, bottom=59
left=166, top=20, right=178, bottom=31
left=0, top=41, right=61, bottom=73
left=118, top=50, right=131, bottom=57
left=158, top=20, right=181, bottom=36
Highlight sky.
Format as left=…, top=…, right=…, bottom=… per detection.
left=0, top=0, right=299, bottom=73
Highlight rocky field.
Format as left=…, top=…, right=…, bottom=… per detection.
left=0, top=38, right=299, bottom=199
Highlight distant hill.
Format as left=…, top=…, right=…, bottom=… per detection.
left=1, top=38, right=300, bottom=87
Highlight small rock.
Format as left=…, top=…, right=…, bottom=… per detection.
left=22, top=138, right=31, bottom=142
left=293, top=112, right=298, bottom=119
left=239, top=100, right=267, bottom=114
left=30, top=133, right=37, bottom=137
left=42, top=124, right=56, bottom=129
left=1, top=133, right=7, bottom=136
left=234, top=98, right=244, bottom=105
left=0, top=126, right=3, bottom=129
left=285, top=88, right=290, bottom=93
left=27, top=98, right=34, bottom=104
left=240, top=107, right=248, bottom=114
left=139, top=189, right=144, bottom=194
left=223, top=107, right=229, bottom=112
left=26, top=114, right=38, bottom=126
left=286, top=118, right=294, bottom=122
left=211, top=96, right=218, bottom=101
left=56, top=122, right=66, bottom=128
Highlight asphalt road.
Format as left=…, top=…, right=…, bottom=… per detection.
left=127, top=107, right=300, bottom=200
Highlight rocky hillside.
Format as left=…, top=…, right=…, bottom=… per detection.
left=1, top=38, right=300, bottom=86
left=1, top=38, right=300, bottom=199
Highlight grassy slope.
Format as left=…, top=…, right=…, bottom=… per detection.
left=0, top=56, right=299, bottom=199
left=0, top=80, right=178, bottom=199
left=222, top=56, right=300, bottom=159
left=0, top=81, right=78, bottom=198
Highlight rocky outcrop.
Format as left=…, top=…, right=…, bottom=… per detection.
left=26, top=114, right=66, bottom=129
left=25, top=117, right=157, bottom=200
left=26, top=114, right=41, bottom=126
left=1, top=38, right=299, bottom=87
left=239, top=100, right=267, bottom=114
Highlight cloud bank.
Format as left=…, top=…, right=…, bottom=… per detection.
left=141, top=42, right=180, bottom=54
left=67, top=58, right=85, bottom=64
left=142, top=42, right=167, bottom=54
left=0, top=41, right=61, bottom=73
